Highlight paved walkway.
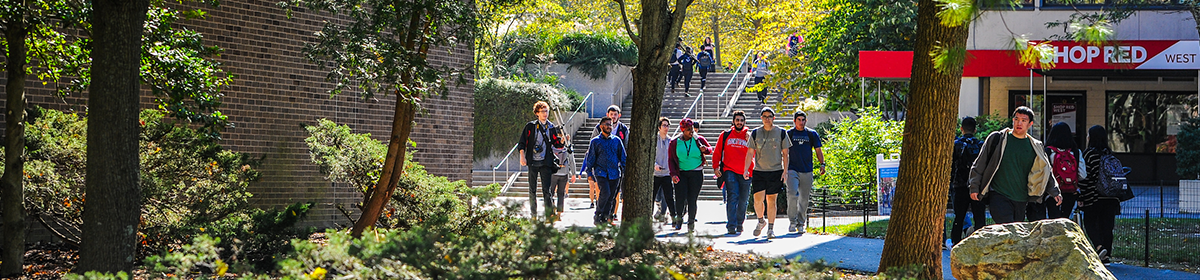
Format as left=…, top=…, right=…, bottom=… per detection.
left=501, top=198, right=1200, bottom=279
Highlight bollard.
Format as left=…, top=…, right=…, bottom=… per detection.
left=1145, top=209, right=1150, bottom=267
left=863, top=191, right=869, bottom=237
left=822, top=189, right=827, bottom=233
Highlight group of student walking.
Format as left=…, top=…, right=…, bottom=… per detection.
left=518, top=102, right=827, bottom=239
left=950, top=106, right=1129, bottom=263
left=668, top=37, right=717, bottom=97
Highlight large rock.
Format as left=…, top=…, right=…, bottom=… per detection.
left=950, top=218, right=1115, bottom=280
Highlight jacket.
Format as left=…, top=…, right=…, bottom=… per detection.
left=517, top=120, right=559, bottom=166
left=668, top=135, right=712, bottom=178
left=967, top=128, right=1060, bottom=203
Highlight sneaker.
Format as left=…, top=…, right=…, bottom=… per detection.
left=589, top=202, right=595, bottom=209
left=737, top=225, right=744, bottom=233
left=654, top=212, right=666, bottom=222
left=688, top=223, right=695, bottom=233
left=753, top=219, right=766, bottom=236
left=788, top=224, right=797, bottom=233
left=727, top=228, right=738, bottom=235
left=673, top=218, right=683, bottom=230
left=766, top=228, right=775, bottom=239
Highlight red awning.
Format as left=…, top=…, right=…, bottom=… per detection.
left=859, top=50, right=1037, bottom=78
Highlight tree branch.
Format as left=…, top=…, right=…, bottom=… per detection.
left=669, top=0, right=695, bottom=38
left=613, top=0, right=640, bottom=44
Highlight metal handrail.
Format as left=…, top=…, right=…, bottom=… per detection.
left=723, top=73, right=754, bottom=117
left=492, top=144, right=519, bottom=171
left=717, top=50, right=755, bottom=98
left=673, top=91, right=706, bottom=137
left=565, top=92, right=594, bottom=125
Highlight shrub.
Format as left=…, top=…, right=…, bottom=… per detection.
left=553, top=31, right=637, bottom=80
left=1177, top=117, right=1200, bottom=179
left=970, top=113, right=1011, bottom=138
left=305, top=119, right=506, bottom=234
left=814, top=107, right=904, bottom=200
left=4, top=108, right=305, bottom=262
left=473, top=77, right=571, bottom=160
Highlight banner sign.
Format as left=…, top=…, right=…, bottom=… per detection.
left=1032, top=40, right=1200, bottom=70
left=1051, top=102, right=1078, bottom=133
left=876, top=154, right=900, bottom=215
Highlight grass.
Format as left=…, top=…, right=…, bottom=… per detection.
left=1112, top=218, right=1200, bottom=272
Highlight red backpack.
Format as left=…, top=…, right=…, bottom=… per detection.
left=1049, top=146, right=1079, bottom=193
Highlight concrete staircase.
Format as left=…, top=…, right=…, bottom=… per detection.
left=475, top=70, right=790, bottom=202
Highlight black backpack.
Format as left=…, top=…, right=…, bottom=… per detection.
left=698, top=52, right=715, bottom=68
left=952, top=136, right=982, bottom=186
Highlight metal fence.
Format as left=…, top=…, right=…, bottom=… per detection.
left=1102, top=182, right=1199, bottom=269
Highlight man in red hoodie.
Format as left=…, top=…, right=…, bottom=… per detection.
left=713, top=111, right=753, bottom=235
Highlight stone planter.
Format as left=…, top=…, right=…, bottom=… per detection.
left=1182, top=180, right=1200, bottom=213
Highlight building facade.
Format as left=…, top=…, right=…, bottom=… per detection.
left=861, top=2, right=1199, bottom=183
left=0, top=1, right=475, bottom=228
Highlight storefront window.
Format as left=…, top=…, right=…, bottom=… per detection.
left=1106, top=91, right=1198, bottom=154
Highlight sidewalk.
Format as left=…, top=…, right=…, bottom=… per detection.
left=502, top=198, right=1200, bottom=280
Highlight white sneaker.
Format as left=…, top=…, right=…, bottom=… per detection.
left=766, top=228, right=775, bottom=239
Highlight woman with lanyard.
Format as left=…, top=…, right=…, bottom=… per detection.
left=668, top=118, right=712, bottom=232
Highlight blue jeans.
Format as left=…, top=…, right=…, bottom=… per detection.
left=723, top=170, right=751, bottom=231
left=595, top=177, right=620, bottom=224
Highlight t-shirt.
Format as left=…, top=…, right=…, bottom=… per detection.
left=533, top=121, right=549, bottom=161
left=675, top=137, right=704, bottom=171
left=994, top=133, right=1034, bottom=202
left=749, top=126, right=791, bottom=171
left=787, top=127, right=822, bottom=173
left=713, top=128, right=752, bottom=175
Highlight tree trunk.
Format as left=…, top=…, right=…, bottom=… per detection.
left=78, top=0, right=149, bottom=273
left=350, top=99, right=415, bottom=237
left=712, top=14, right=720, bottom=68
left=877, top=0, right=969, bottom=278
left=617, top=0, right=691, bottom=254
left=1, top=6, right=29, bottom=276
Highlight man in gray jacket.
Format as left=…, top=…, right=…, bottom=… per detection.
left=968, top=106, right=1062, bottom=224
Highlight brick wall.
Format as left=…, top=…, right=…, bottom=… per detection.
left=0, top=1, right=474, bottom=228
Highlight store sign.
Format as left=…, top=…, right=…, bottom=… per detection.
left=1033, top=40, right=1200, bottom=70
left=1051, top=103, right=1078, bottom=133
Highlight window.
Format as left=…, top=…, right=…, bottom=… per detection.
left=1106, top=91, right=1198, bottom=154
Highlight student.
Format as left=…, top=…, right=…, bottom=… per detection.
left=549, top=130, right=578, bottom=220
left=1035, top=122, right=1085, bottom=220
left=680, top=47, right=698, bottom=96
left=696, top=45, right=715, bottom=91
left=744, top=107, right=791, bottom=239
left=784, top=110, right=825, bottom=235
left=669, top=118, right=712, bottom=232
left=753, top=53, right=770, bottom=101
left=580, top=117, right=627, bottom=226
left=588, top=105, right=629, bottom=210
left=517, top=101, right=561, bottom=219
left=713, top=111, right=753, bottom=235
left=950, top=117, right=987, bottom=245
left=701, top=37, right=716, bottom=64
left=1078, top=125, right=1121, bottom=264
left=654, top=117, right=678, bottom=223
left=669, top=42, right=684, bottom=93
left=968, top=106, right=1062, bottom=224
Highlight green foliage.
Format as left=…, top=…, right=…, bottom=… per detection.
left=795, top=0, right=917, bottom=111
left=934, top=0, right=975, bottom=27
left=1177, top=118, right=1200, bottom=179
left=304, top=119, right=387, bottom=193
left=815, top=107, right=904, bottom=197
left=970, top=113, right=1011, bottom=138
left=143, top=235, right=228, bottom=277
left=552, top=31, right=638, bottom=80
left=473, top=77, right=571, bottom=160
left=304, top=119, right=506, bottom=234
left=879, top=264, right=925, bottom=280
left=2, top=108, right=266, bottom=255
left=62, top=271, right=130, bottom=280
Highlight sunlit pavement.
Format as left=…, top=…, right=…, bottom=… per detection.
left=499, top=197, right=1200, bottom=279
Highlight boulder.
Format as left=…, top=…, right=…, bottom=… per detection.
left=950, top=218, right=1115, bottom=280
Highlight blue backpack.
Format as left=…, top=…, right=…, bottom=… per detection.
left=1095, top=151, right=1133, bottom=201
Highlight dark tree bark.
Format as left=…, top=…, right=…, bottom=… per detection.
left=615, top=0, right=692, bottom=253
left=78, top=0, right=150, bottom=273
left=877, top=0, right=969, bottom=278
left=1, top=3, right=29, bottom=276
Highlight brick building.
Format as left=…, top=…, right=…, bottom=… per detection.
left=0, top=1, right=475, bottom=228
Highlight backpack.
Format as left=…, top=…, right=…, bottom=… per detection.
left=1048, top=146, right=1079, bottom=193
left=1095, top=151, right=1134, bottom=201
left=699, top=52, right=715, bottom=68
left=953, top=136, right=982, bottom=186
left=680, top=54, right=695, bottom=66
